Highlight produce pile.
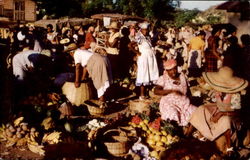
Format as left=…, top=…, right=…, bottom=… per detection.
left=0, top=117, right=61, bottom=156
left=129, top=115, right=180, bottom=159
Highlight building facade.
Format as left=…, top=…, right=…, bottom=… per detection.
left=0, top=0, right=36, bottom=22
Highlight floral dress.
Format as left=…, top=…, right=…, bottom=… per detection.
left=156, top=72, right=197, bottom=126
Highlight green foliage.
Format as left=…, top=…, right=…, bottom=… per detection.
left=174, top=9, right=200, bottom=28
left=33, top=0, right=174, bottom=22
left=161, top=120, right=176, bottom=135
left=206, top=15, right=221, bottom=24
left=82, top=0, right=113, bottom=17
left=34, top=0, right=83, bottom=19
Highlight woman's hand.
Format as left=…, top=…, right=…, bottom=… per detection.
left=172, top=90, right=183, bottom=96
left=74, top=81, right=81, bottom=88
left=210, top=112, right=223, bottom=123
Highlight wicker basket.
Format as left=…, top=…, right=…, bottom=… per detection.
left=62, top=82, right=94, bottom=106
left=103, top=129, right=129, bottom=157
left=128, top=99, right=151, bottom=115
left=84, top=100, right=105, bottom=116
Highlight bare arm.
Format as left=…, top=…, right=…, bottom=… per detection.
left=107, top=37, right=119, bottom=48
left=128, top=41, right=141, bottom=56
left=75, top=63, right=82, bottom=88
left=154, top=85, right=183, bottom=96
left=212, top=39, right=222, bottom=61
left=81, top=66, right=88, bottom=81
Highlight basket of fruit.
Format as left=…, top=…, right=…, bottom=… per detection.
left=84, top=100, right=106, bottom=116
left=103, top=129, right=129, bottom=157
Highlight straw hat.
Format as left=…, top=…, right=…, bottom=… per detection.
left=164, top=59, right=177, bottom=70
left=107, top=22, right=119, bottom=29
left=60, top=38, right=70, bottom=44
left=40, top=49, right=51, bottom=57
left=202, top=67, right=248, bottom=93
left=63, top=43, right=78, bottom=52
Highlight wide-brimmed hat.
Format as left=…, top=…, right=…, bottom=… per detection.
left=60, top=38, right=70, bottom=44
left=202, top=66, right=248, bottom=93
left=63, top=43, right=78, bottom=52
left=164, top=59, right=177, bottom=70
left=106, top=22, right=119, bottom=29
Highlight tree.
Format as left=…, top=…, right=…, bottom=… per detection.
left=174, top=9, right=200, bottom=28
left=34, top=0, right=83, bottom=19
left=81, top=0, right=114, bottom=17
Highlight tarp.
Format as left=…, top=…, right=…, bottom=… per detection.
left=91, top=13, right=146, bottom=21
left=34, top=18, right=94, bottom=30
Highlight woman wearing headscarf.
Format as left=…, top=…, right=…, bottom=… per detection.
left=154, top=59, right=197, bottom=127
left=129, top=22, right=159, bottom=100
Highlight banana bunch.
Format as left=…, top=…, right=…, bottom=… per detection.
left=42, top=131, right=61, bottom=144
left=0, top=117, right=44, bottom=155
left=28, top=143, right=45, bottom=156
left=41, top=117, right=55, bottom=130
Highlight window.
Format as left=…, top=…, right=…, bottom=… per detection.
left=14, top=0, right=25, bottom=21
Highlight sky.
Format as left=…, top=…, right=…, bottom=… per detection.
left=180, top=1, right=226, bottom=11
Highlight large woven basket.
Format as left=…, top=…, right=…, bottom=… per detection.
left=84, top=100, right=105, bottom=116
left=128, top=99, right=151, bottom=115
left=103, top=129, right=129, bottom=157
left=62, top=82, right=94, bottom=106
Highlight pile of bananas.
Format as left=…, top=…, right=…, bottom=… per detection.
left=0, top=117, right=62, bottom=156
left=0, top=117, right=45, bottom=155
left=42, top=131, right=61, bottom=144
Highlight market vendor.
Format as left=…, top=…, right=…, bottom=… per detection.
left=129, top=22, right=159, bottom=100
left=12, top=44, right=51, bottom=81
left=189, top=66, right=248, bottom=156
left=65, top=42, right=112, bottom=102
left=154, top=59, right=197, bottom=126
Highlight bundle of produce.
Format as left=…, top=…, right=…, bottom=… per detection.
left=0, top=117, right=45, bottom=155
left=118, top=77, right=136, bottom=91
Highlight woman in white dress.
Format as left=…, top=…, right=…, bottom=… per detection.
left=129, top=22, right=159, bottom=99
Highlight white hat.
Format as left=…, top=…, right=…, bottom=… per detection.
left=60, top=38, right=70, bottom=44
left=139, top=22, right=150, bottom=29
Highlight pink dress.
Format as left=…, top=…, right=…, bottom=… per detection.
left=156, top=73, right=197, bottom=126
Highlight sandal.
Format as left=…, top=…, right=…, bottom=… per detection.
left=192, top=131, right=207, bottom=141
left=198, top=137, right=207, bottom=142
left=226, top=147, right=234, bottom=157
left=139, top=96, right=147, bottom=101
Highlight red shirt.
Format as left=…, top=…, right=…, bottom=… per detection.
left=84, top=32, right=95, bottom=49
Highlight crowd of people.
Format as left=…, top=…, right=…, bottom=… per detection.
left=2, top=20, right=250, bottom=157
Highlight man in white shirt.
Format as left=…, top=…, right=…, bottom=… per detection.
left=65, top=43, right=112, bottom=102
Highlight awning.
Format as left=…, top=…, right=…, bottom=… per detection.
left=91, top=13, right=146, bottom=21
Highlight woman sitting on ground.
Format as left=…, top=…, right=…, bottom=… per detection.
left=154, top=59, right=197, bottom=127
left=189, top=66, right=248, bottom=156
